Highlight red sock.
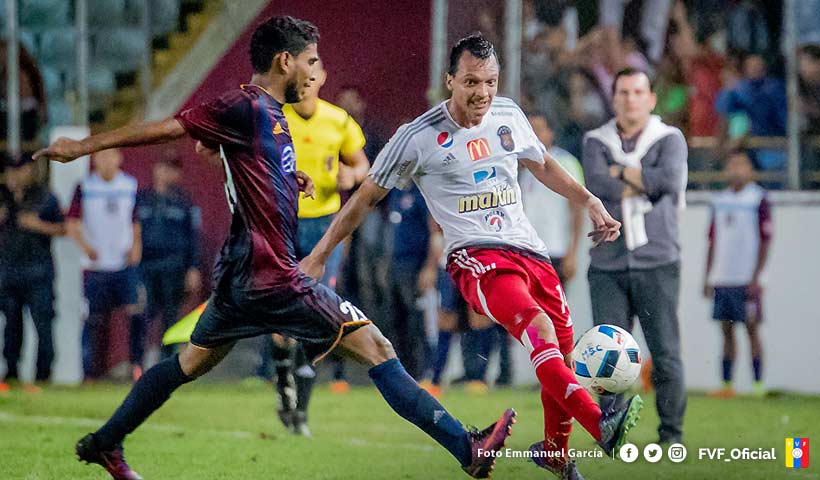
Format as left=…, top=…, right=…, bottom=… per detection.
left=531, top=343, right=602, bottom=441
left=541, top=387, right=572, bottom=457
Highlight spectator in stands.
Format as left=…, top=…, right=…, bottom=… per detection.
left=798, top=44, right=820, bottom=135
left=669, top=0, right=725, bottom=138
left=136, top=154, right=201, bottom=360
left=0, top=41, right=47, bottom=142
left=67, top=148, right=145, bottom=381
left=383, top=185, right=431, bottom=380
left=598, top=0, right=674, bottom=65
left=703, top=149, right=771, bottom=398
left=790, top=0, right=820, bottom=47
left=653, top=53, right=688, bottom=131
left=716, top=53, right=787, bottom=172
left=558, top=69, right=610, bottom=159
left=727, top=0, right=770, bottom=55
left=0, top=154, right=63, bottom=391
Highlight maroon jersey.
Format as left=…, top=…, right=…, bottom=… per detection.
left=176, top=85, right=300, bottom=293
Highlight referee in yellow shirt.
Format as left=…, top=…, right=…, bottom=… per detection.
left=270, top=64, right=369, bottom=436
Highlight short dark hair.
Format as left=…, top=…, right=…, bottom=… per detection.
left=611, top=68, right=653, bottom=95
left=448, top=32, right=498, bottom=75
left=250, top=15, right=319, bottom=74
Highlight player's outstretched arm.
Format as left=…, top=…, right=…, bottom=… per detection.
left=33, top=118, right=187, bottom=163
left=300, top=176, right=389, bottom=279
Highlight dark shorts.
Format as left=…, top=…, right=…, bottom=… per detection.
left=190, top=274, right=370, bottom=363
left=713, top=286, right=763, bottom=324
left=84, top=268, right=140, bottom=315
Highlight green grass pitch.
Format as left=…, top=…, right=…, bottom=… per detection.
left=0, top=383, right=817, bottom=479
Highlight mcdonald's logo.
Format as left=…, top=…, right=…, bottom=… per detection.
left=466, top=138, right=491, bottom=161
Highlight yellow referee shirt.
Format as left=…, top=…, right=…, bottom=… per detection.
left=284, top=99, right=366, bottom=218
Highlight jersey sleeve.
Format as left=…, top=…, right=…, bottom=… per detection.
left=516, top=110, right=547, bottom=163
left=340, top=114, right=366, bottom=157
left=175, top=90, right=253, bottom=149
left=368, top=123, right=420, bottom=189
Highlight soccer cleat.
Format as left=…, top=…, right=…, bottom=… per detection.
left=291, top=410, right=312, bottom=437
left=528, top=441, right=585, bottom=479
left=461, top=408, right=516, bottom=478
left=597, top=395, right=643, bottom=457
left=75, top=433, right=143, bottom=480
left=275, top=372, right=297, bottom=430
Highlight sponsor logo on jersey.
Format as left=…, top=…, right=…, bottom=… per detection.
left=472, top=167, right=497, bottom=185
left=466, top=138, right=491, bottom=161
left=483, top=209, right=506, bottom=232
left=281, top=144, right=295, bottom=173
left=458, top=185, right=517, bottom=213
left=272, top=121, right=285, bottom=135
left=437, top=131, right=454, bottom=148
left=491, top=110, right=514, bottom=117
left=497, top=125, right=515, bottom=152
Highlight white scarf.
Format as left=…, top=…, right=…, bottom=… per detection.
left=586, top=115, right=687, bottom=250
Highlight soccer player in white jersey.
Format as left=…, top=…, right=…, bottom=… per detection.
left=301, top=33, right=643, bottom=479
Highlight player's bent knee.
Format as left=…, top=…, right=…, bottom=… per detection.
left=339, top=324, right=396, bottom=367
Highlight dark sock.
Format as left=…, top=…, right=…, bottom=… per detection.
left=369, top=358, right=470, bottom=465
left=722, top=357, right=733, bottom=383
left=432, top=331, right=452, bottom=385
left=129, top=313, right=146, bottom=366
left=95, top=354, right=192, bottom=450
left=752, top=357, right=762, bottom=382
left=295, top=371, right=315, bottom=413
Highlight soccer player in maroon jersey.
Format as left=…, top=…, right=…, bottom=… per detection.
left=35, top=16, right=514, bottom=480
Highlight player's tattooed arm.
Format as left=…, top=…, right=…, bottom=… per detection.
left=34, top=118, right=186, bottom=163
left=300, top=177, right=388, bottom=279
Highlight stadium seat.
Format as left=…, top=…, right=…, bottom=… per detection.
left=20, top=0, right=70, bottom=29
left=37, top=29, right=77, bottom=71
left=88, top=0, right=127, bottom=27
left=92, top=28, right=147, bottom=73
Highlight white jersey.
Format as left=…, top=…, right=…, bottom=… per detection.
left=370, top=96, right=548, bottom=256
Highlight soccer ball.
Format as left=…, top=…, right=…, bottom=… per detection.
left=572, top=325, right=641, bottom=395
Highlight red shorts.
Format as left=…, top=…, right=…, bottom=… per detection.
left=447, top=247, right=575, bottom=354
